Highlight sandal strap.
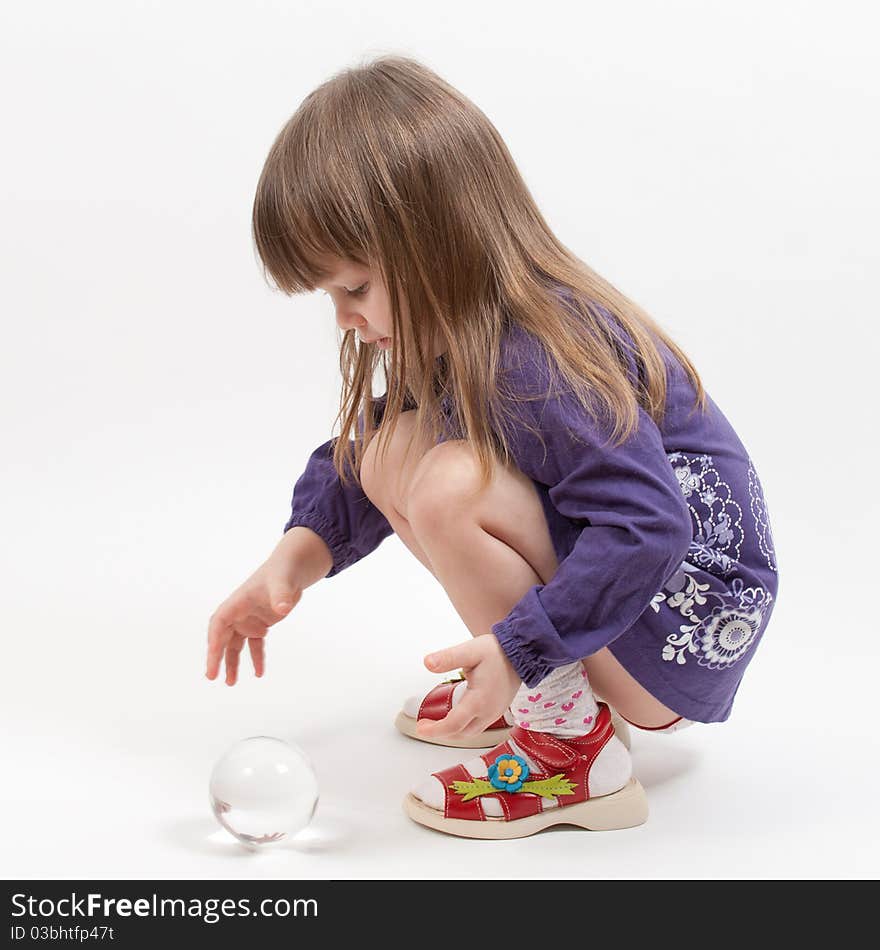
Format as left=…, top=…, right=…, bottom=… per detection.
left=417, top=682, right=458, bottom=722
left=417, top=681, right=509, bottom=731
left=432, top=763, right=486, bottom=820
left=511, top=705, right=614, bottom=806
left=510, top=703, right=614, bottom=770
left=494, top=788, right=544, bottom=820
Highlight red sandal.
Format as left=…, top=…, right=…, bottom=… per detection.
left=402, top=702, right=647, bottom=839
left=394, top=671, right=632, bottom=750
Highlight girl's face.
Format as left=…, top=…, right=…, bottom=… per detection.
left=316, top=258, right=395, bottom=349
left=315, top=257, right=446, bottom=357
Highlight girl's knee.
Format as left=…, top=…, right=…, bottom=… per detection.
left=406, top=444, right=558, bottom=583
left=360, top=409, right=432, bottom=513
left=407, top=440, right=484, bottom=529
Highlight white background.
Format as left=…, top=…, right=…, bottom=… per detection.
left=2, top=0, right=877, bottom=880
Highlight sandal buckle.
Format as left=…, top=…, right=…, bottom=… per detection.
left=440, top=669, right=466, bottom=685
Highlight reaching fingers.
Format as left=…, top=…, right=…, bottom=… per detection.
left=224, top=632, right=246, bottom=685
left=206, top=612, right=236, bottom=680
left=248, top=637, right=265, bottom=678
left=206, top=586, right=295, bottom=683
left=207, top=616, right=263, bottom=680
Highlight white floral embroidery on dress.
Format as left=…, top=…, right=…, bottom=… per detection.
left=652, top=566, right=773, bottom=670
left=747, top=457, right=777, bottom=573
left=650, top=450, right=775, bottom=671
left=667, top=451, right=743, bottom=578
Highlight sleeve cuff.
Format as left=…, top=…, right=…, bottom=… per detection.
left=283, top=507, right=353, bottom=578
left=493, top=619, right=551, bottom=688
left=492, top=584, right=596, bottom=689
left=491, top=585, right=577, bottom=687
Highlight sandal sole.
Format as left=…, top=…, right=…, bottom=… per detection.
left=394, top=710, right=512, bottom=748
left=402, top=777, right=648, bottom=839
left=394, top=709, right=632, bottom=751
left=403, top=778, right=648, bottom=840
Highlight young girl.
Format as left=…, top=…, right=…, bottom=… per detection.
left=205, top=55, right=779, bottom=840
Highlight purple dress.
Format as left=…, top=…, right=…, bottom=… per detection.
left=283, top=302, right=779, bottom=724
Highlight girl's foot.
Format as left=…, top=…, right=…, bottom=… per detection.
left=402, top=702, right=647, bottom=839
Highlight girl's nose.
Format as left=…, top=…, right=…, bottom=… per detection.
left=336, top=309, right=366, bottom=333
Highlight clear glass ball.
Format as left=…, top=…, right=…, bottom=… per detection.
left=209, top=736, right=319, bottom=847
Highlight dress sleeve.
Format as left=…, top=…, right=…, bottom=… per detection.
left=490, top=325, right=693, bottom=687
left=283, top=394, right=395, bottom=578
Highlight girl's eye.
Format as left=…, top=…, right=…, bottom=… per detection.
left=321, top=283, right=369, bottom=298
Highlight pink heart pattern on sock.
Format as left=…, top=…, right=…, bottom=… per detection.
left=513, top=665, right=598, bottom=735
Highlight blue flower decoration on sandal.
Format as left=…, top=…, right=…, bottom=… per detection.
left=487, top=753, right=530, bottom=793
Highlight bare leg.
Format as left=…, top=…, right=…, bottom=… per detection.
left=359, top=410, right=441, bottom=578
left=360, top=412, right=681, bottom=728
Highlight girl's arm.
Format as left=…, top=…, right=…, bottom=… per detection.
left=282, top=394, right=394, bottom=578
left=490, top=324, right=692, bottom=688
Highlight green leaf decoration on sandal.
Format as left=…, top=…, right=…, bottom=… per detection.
left=519, top=775, right=578, bottom=798
left=448, top=778, right=497, bottom=802
left=449, top=755, right=578, bottom=800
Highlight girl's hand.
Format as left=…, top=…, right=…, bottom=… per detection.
left=205, top=558, right=302, bottom=686
left=415, top=635, right=522, bottom=742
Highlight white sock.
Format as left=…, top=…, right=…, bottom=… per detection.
left=511, top=661, right=599, bottom=738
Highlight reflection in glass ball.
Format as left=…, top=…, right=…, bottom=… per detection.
left=209, top=736, right=319, bottom=848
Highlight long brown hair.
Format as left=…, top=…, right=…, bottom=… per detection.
left=252, top=54, right=707, bottom=492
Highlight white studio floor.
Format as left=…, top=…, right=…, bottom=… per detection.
left=3, top=561, right=877, bottom=881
